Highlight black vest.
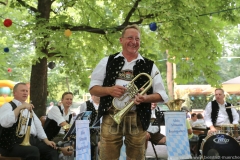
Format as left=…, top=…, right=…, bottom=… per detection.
left=0, top=101, right=21, bottom=150
left=211, top=100, right=233, bottom=125
left=96, top=53, right=154, bottom=130
left=86, top=100, right=99, bottom=133
left=44, top=106, right=72, bottom=140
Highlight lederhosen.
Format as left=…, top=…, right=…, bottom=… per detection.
left=95, top=53, right=154, bottom=131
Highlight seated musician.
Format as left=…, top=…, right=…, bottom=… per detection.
left=0, top=82, right=58, bottom=160
left=145, top=103, right=166, bottom=149
left=79, top=94, right=100, bottom=160
left=44, top=92, right=75, bottom=158
left=193, top=88, right=240, bottom=157
left=204, top=88, right=239, bottom=134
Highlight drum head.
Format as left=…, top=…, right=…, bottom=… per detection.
left=201, top=134, right=240, bottom=160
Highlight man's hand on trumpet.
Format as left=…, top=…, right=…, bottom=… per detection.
left=21, top=102, right=34, bottom=111
left=134, top=93, right=147, bottom=105
left=108, top=85, right=126, bottom=98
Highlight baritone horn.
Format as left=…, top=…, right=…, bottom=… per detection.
left=111, top=72, right=159, bottom=124
left=16, top=110, right=33, bottom=146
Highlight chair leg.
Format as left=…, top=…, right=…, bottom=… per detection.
left=150, top=141, right=158, bottom=160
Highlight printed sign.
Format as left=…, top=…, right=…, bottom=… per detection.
left=164, top=112, right=191, bottom=160
left=76, top=120, right=91, bottom=160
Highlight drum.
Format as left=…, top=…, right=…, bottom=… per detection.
left=200, top=133, right=240, bottom=160
left=220, top=124, right=240, bottom=138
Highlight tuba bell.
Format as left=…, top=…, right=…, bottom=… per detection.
left=165, top=99, right=185, bottom=111
left=111, top=72, right=158, bottom=124
left=16, top=110, right=33, bottom=146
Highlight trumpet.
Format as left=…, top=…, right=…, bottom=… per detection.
left=111, top=72, right=158, bottom=124
left=16, top=110, right=33, bottom=146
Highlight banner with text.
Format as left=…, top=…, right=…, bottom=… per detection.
left=164, top=112, right=191, bottom=160
left=76, top=120, right=91, bottom=160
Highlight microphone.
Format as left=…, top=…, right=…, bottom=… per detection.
left=57, top=140, right=72, bottom=147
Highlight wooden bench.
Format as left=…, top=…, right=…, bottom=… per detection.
left=0, top=154, right=21, bottom=160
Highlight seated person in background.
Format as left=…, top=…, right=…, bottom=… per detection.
left=189, top=113, right=197, bottom=127
left=46, top=101, right=54, bottom=115
left=204, top=88, right=239, bottom=134
left=192, top=113, right=205, bottom=127
left=182, top=106, right=191, bottom=119
left=186, top=119, right=199, bottom=155
left=145, top=103, right=166, bottom=149
left=44, top=92, right=75, bottom=157
left=0, top=82, right=58, bottom=160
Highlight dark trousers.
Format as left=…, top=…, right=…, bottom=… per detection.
left=1, top=135, right=58, bottom=160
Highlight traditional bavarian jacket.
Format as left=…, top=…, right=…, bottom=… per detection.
left=96, top=53, right=154, bottom=131
left=211, top=100, right=233, bottom=125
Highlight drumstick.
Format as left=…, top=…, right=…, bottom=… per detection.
left=225, top=106, right=237, bottom=109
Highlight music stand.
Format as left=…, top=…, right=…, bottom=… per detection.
left=63, top=111, right=92, bottom=141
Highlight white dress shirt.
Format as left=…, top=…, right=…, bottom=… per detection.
left=0, top=99, right=47, bottom=139
left=89, top=52, right=169, bottom=108
left=47, top=105, right=74, bottom=134
left=204, top=101, right=239, bottom=127
left=147, top=106, right=161, bottom=134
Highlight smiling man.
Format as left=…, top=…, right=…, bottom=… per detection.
left=89, top=24, right=168, bottom=160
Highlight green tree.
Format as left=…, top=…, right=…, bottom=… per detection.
left=1, top=0, right=240, bottom=117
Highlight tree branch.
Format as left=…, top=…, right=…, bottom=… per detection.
left=122, top=0, right=141, bottom=25
left=0, top=0, right=6, bottom=5
left=16, top=0, right=38, bottom=13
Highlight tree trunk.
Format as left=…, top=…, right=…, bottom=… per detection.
left=30, top=0, right=52, bottom=117
left=30, top=57, right=48, bottom=117
left=166, top=50, right=174, bottom=100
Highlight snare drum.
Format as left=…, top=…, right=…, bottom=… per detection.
left=220, top=124, right=234, bottom=136
left=220, top=124, right=240, bottom=138
left=200, top=133, right=240, bottom=160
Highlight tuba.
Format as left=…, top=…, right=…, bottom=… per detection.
left=165, top=99, right=185, bottom=111
left=111, top=72, right=158, bottom=124
left=16, top=110, right=33, bottom=146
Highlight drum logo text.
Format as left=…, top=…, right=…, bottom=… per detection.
left=213, top=135, right=229, bottom=144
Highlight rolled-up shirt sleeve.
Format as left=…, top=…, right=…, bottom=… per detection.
left=231, top=108, right=239, bottom=124
left=89, top=57, right=108, bottom=90
left=204, top=102, right=213, bottom=127
left=151, top=64, right=168, bottom=103
left=33, top=112, right=47, bottom=139
left=47, top=106, right=65, bottom=126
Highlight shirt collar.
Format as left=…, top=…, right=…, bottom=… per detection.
left=12, top=99, right=23, bottom=106
left=114, top=52, right=145, bottom=62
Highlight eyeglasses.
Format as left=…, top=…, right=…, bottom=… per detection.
left=123, top=36, right=140, bottom=42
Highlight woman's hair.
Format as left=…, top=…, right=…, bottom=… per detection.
left=61, top=92, right=73, bottom=100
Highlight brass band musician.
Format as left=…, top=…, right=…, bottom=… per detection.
left=0, top=82, right=58, bottom=160
left=204, top=88, right=239, bottom=133
left=44, top=92, right=75, bottom=158
left=89, top=24, right=168, bottom=160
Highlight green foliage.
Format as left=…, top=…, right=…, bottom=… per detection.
left=1, top=0, right=240, bottom=102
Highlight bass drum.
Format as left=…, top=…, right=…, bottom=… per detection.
left=200, top=133, right=240, bottom=160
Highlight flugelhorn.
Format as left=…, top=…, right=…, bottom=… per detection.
left=16, top=110, right=33, bottom=146
left=111, top=72, right=158, bottom=124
